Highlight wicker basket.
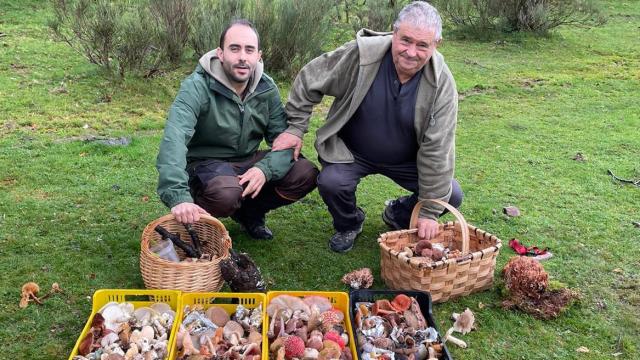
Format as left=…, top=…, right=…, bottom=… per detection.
left=378, top=199, right=502, bottom=303
left=140, top=214, right=231, bottom=292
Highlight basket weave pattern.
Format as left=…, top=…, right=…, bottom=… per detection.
left=378, top=200, right=502, bottom=303
left=140, top=214, right=231, bottom=292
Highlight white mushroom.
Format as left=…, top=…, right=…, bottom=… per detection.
left=443, top=308, right=475, bottom=348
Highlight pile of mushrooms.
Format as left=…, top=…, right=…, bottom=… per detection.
left=397, top=240, right=462, bottom=263
left=73, top=302, right=174, bottom=360
left=354, top=294, right=444, bottom=360
left=267, top=295, right=352, bottom=360
left=175, top=304, right=263, bottom=360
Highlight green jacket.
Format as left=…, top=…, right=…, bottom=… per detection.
left=284, top=29, right=458, bottom=220
left=157, top=50, right=293, bottom=209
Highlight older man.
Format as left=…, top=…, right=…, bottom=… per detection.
left=273, top=2, right=462, bottom=252
left=157, top=19, right=318, bottom=239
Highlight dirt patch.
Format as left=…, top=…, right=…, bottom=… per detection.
left=521, top=78, right=545, bottom=89
left=615, top=273, right=640, bottom=307
left=0, top=177, right=17, bottom=187
left=10, top=63, right=30, bottom=75
left=458, top=85, right=495, bottom=101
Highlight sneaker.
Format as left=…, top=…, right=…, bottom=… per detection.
left=231, top=214, right=273, bottom=240
left=382, top=199, right=404, bottom=230
left=329, top=208, right=365, bottom=253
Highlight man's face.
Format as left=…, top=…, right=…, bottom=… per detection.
left=217, top=25, right=261, bottom=85
left=391, top=22, right=439, bottom=82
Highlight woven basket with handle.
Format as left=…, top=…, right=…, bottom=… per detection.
left=378, top=199, right=502, bottom=303
left=140, top=214, right=231, bottom=292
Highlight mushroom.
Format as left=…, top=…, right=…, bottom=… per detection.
left=267, top=295, right=310, bottom=317
left=341, top=268, right=374, bottom=289
left=20, top=282, right=42, bottom=308
left=427, top=346, right=438, bottom=360
left=443, top=308, right=475, bottom=348
left=206, top=306, right=230, bottom=327
left=223, top=321, right=244, bottom=346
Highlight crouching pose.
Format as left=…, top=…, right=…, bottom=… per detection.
left=157, top=19, right=318, bottom=240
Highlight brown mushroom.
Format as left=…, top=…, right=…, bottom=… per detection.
left=223, top=321, right=244, bottom=346
left=206, top=306, right=230, bottom=327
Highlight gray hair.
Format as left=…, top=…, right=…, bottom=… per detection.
left=393, top=1, right=442, bottom=41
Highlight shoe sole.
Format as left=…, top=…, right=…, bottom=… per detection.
left=330, top=218, right=365, bottom=253
left=381, top=208, right=402, bottom=230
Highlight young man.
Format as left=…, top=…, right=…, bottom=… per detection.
left=273, top=2, right=462, bottom=252
left=157, top=19, right=318, bottom=239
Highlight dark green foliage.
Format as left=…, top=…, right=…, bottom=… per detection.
left=149, top=0, right=192, bottom=65
left=251, top=0, right=333, bottom=79
left=188, top=0, right=246, bottom=57
left=48, top=0, right=162, bottom=77
left=434, top=0, right=606, bottom=36
left=351, top=0, right=408, bottom=32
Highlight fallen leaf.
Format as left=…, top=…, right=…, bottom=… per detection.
left=576, top=346, right=589, bottom=353
left=612, top=352, right=623, bottom=357
left=503, top=206, right=521, bottom=217
left=478, top=302, right=485, bottom=309
left=572, top=152, right=586, bottom=161
left=87, top=273, right=96, bottom=279
left=79, top=152, right=87, bottom=157
left=613, top=268, right=624, bottom=274
left=141, top=195, right=149, bottom=202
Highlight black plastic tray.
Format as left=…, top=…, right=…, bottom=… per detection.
left=349, top=289, right=452, bottom=360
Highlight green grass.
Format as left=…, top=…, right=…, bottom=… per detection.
left=1, top=0, right=639, bottom=359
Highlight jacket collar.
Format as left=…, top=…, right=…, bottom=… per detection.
left=355, top=28, right=442, bottom=87
left=198, top=50, right=264, bottom=95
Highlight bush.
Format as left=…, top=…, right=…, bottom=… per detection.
left=48, top=0, right=163, bottom=77
left=433, top=0, right=605, bottom=35
left=351, top=0, right=407, bottom=32
left=149, top=0, right=192, bottom=65
left=251, top=0, right=333, bottom=79
left=189, top=0, right=246, bottom=58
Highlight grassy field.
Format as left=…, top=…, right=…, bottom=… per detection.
left=1, top=0, right=639, bottom=359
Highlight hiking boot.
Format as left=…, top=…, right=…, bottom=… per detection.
left=329, top=208, right=365, bottom=253
left=382, top=199, right=404, bottom=230
left=231, top=214, right=273, bottom=240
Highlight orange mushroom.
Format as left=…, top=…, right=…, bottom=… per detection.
left=390, top=294, right=412, bottom=312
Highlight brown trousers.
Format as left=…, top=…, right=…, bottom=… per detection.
left=189, top=151, right=318, bottom=218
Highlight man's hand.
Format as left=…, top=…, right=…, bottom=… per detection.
left=238, top=167, right=266, bottom=199
left=171, top=202, right=209, bottom=224
left=416, top=217, right=439, bottom=240
left=272, top=132, right=303, bottom=160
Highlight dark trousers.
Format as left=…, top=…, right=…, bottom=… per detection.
left=189, top=151, right=318, bottom=219
left=317, top=155, right=463, bottom=231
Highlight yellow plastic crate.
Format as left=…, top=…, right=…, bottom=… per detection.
left=68, top=289, right=182, bottom=360
left=170, top=292, right=268, bottom=360
left=265, top=291, right=357, bottom=360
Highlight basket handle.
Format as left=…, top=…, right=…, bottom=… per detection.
left=409, top=199, right=469, bottom=255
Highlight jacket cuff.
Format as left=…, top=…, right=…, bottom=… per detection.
left=163, top=193, right=194, bottom=209
left=285, top=127, right=304, bottom=138
left=252, top=163, right=271, bottom=182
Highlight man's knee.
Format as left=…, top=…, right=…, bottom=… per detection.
left=276, top=159, right=319, bottom=200
left=195, top=176, right=242, bottom=217
left=317, top=166, right=357, bottom=196
left=449, top=179, right=464, bottom=209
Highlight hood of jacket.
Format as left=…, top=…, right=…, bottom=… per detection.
left=198, top=49, right=264, bottom=95
left=355, top=28, right=444, bottom=87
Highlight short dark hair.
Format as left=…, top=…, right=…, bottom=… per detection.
left=219, top=19, right=260, bottom=49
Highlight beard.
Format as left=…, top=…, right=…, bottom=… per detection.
left=224, top=62, right=252, bottom=84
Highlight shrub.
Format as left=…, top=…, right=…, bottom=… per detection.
left=351, top=0, right=407, bottom=32
left=149, top=0, right=192, bottom=65
left=49, top=0, right=122, bottom=71
left=433, top=0, right=605, bottom=35
left=48, top=0, right=162, bottom=77
left=189, top=0, right=247, bottom=58
left=251, top=0, right=333, bottom=79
